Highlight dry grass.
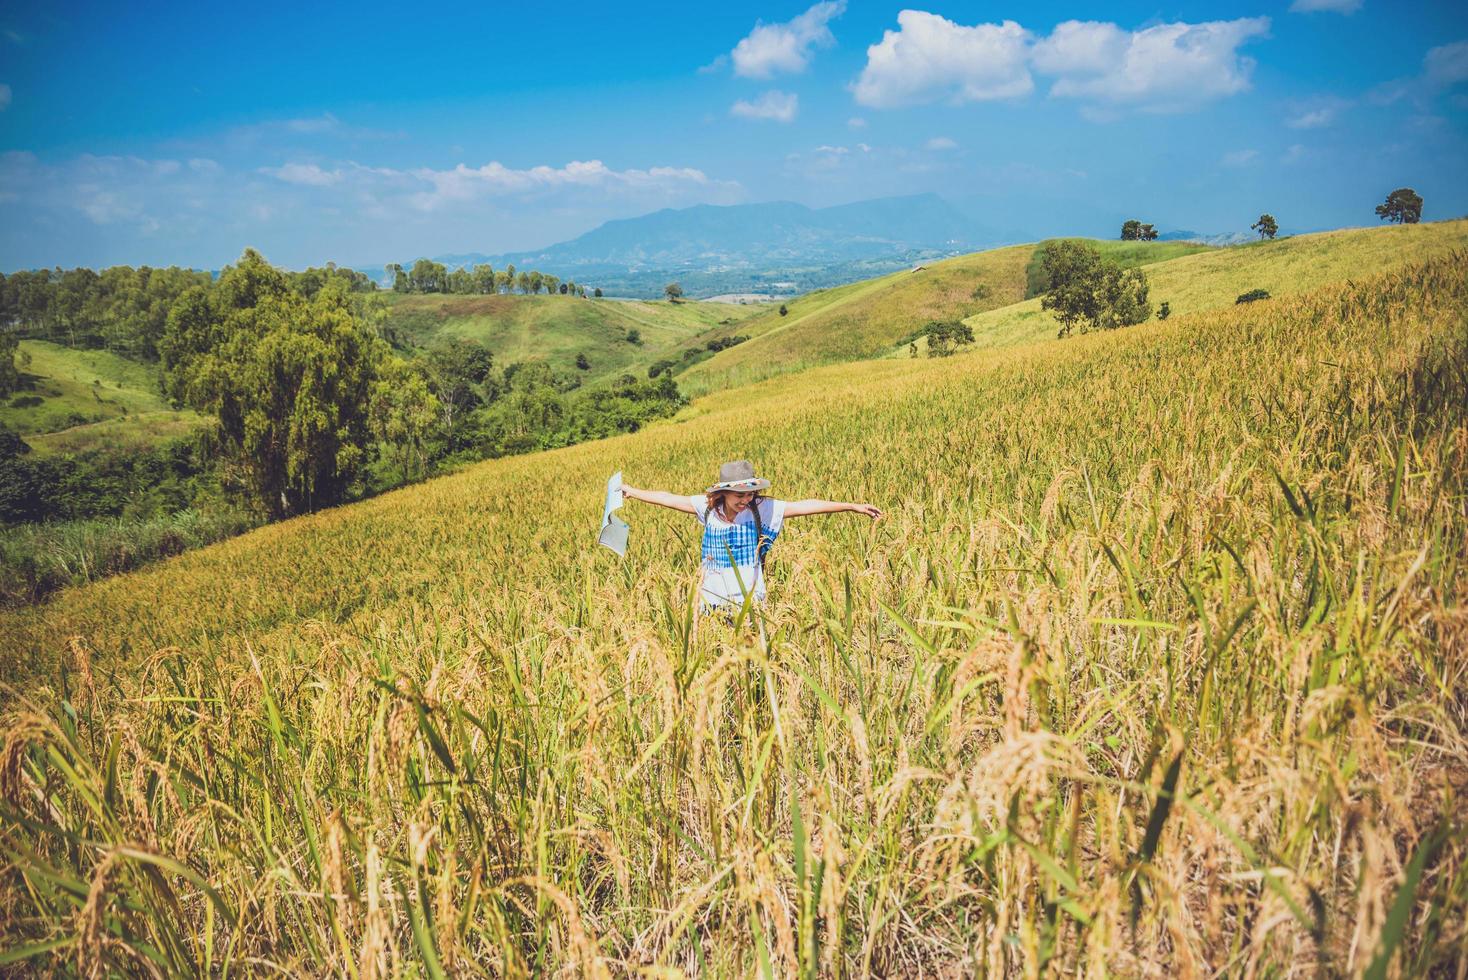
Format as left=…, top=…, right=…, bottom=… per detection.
left=0, top=255, right=1465, bottom=976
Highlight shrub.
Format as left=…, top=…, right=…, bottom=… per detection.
left=1236, top=289, right=1271, bottom=304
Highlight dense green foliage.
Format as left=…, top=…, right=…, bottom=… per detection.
left=0, top=330, right=18, bottom=395
left=1252, top=213, right=1279, bottom=239
left=1236, top=288, right=1271, bottom=304
left=1120, top=219, right=1158, bottom=241
left=160, top=251, right=390, bottom=518
left=922, top=319, right=975, bottom=357
left=1376, top=187, right=1423, bottom=224
left=386, top=259, right=588, bottom=297
left=1039, top=240, right=1152, bottom=337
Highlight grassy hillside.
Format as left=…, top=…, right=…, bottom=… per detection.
left=677, top=240, right=1212, bottom=397
left=22, top=410, right=209, bottom=456
left=383, top=293, right=766, bottom=382
left=0, top=340, right=174, bottom=435
left=958, top=218, right=1468, bottom=351
left=675, top=244, right=1035, bottom=395
left=2, top=254, right=1463, bottom=974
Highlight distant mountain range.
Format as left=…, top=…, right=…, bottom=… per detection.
left=356, top=194, right=1249, bottom=298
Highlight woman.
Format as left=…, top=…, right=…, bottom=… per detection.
left=622, top=460, right=882, bottom=609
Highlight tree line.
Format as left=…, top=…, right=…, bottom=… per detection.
left=3, top=250, right=681, bottom=530
left=386, top=259, right=602, bottom=298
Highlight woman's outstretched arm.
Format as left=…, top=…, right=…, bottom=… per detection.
left=622, top=485, right=699, bottom=514
left=784, top=499, right=883, bottom=519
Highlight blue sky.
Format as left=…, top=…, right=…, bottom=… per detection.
left=1, top=0, right=1465, bottom=270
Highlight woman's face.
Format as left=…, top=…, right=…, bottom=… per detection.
left=724, top=491, right=756, bottom=517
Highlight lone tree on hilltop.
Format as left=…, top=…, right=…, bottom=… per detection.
left=1252, top=214, right=1278, bottom=239
left=664, top=282, right=684, bottom=302
left=779, top=304, right=788, bottom=317
left=1375, top=188, right=1423, bottom=224
left=1121, top=220, right=1159, bottom=241
left=1039, top=240, right=1152, bottom=338
left=593, top=287, right=602, bottom=298
left=924, top=320, right=975, bottom=358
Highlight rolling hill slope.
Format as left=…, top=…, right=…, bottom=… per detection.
left=957, top=218, right=1468, bottom=351
left=676, top=239, right=1210, bottom=395
left=1, top=254, right=1463, bottom=974
left=382, top=292, right=765, bottom=382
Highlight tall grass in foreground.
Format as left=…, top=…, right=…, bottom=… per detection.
left=1, top=255, right=1465, bottom=975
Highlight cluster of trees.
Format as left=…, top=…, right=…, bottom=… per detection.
left=0, top=263, right=376, bottom=360
left=3, top=250, right=683, bottom=531
left=647, top=334, right=749, bottom=378
left=387, top=259, right=599, bottom=298
left=1039, top=241, right=1152, bottom=337
left=1120, top=220, right=1159, bottom=241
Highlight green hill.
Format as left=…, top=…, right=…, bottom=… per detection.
left=0, top=340, right=180, bottom=436
left=676, top=240, right=1209, bottom=396
left=382, top=293, right=767, bottom=382
left=956, top=219, right=1468, bottom=351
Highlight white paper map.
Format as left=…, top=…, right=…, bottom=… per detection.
left=598, top=471, right=628, bottom=555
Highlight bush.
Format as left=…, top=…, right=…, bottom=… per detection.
left=1236, top=289, right=1271, bottom=304
left=1158, top=302, right=1171, bottom=321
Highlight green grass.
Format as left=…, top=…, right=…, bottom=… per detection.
left=23, top=411, right=211, bottom=456
left=677, top=244, right=1039, bottom=396
left=1, top=341, right=174, bottom=436
left=383, top=293, right=767, bottom=383
left=959, top=219, right=1468, bottom=351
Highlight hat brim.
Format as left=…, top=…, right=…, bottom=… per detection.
left=706, top=478, right=770, bottom=494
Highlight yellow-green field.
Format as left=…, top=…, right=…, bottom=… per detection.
left=383, top=293, right=766, bottom=382
left=1, top=251, right=1464, bottom=974
left=956, top=219, right=1468, bottom=353
left=0, top=341, right=177, bottom=436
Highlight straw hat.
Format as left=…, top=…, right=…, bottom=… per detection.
left=706, top=459, right=770, bottom=494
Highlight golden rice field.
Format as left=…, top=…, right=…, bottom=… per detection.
left=1, top=254, right=1466, bottom=976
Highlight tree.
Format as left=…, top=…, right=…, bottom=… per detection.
left=159, top=249, right=382, bottom=518
left=575, top=353, right=590, bottom=371
left=0, top=330, right=20, bottom=396
left=1158, top=301, right=1171, bottom=321
left=517, top=272, right=531, bottom=294
left=528, top=271, right=544, bottom=295
left=369, top=356, right=439, bottom=481
left=472, top=264, right=496, bottom=294
left=1375, top=188, right=1422, bottom=224
left=1038, top=240, right=1152, bottom=338
left=593, top=287, right=603, bottom=298
left=1121, top=221, right=1159, bottom=241
left=924, top=320, right=974, bottom=357
left=425, top=338, right=495, bottom=448
left=778, top=304, right=788, bottom=317
left=626, top=328, right=642, bottom=345
left=1251, top=214, right=1278, bottom=239
left=664, top=282, right=684, bottom=302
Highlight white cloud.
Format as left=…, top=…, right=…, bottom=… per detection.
left=1220, top=148, right=1258, bottom=167
left=1036, top=18, right=1270, bottom=111
left=262, top=162, right=345, bottom=186
left=405, top=159, right=724, bottom=210
left=856, top=142, right=872, bottom=153
left=925, top=136, right=958, bottom=150
left=731, top=1, right=845, bottom=78
left=854, top=11, right=1033, bottom=107
left=1282, top=143, right=1307, bottom=164
left=847, top=116, right=867, bottom=128
left=1285, top=96, right=1349, bottom=128
left=730, top=90, right=799, bottom=122
left=0, top=84, right=10, bottom=111
left=1425, top=41, right=1468, bottom=87
left=814, top=144, right=848, bottom=154
left=697, top=54, right=729, bottom=75
left=1289, top=0, right=1362, bottom=13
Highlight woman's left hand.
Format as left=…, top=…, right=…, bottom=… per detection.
left=850, top=503, right=883, bottom=519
